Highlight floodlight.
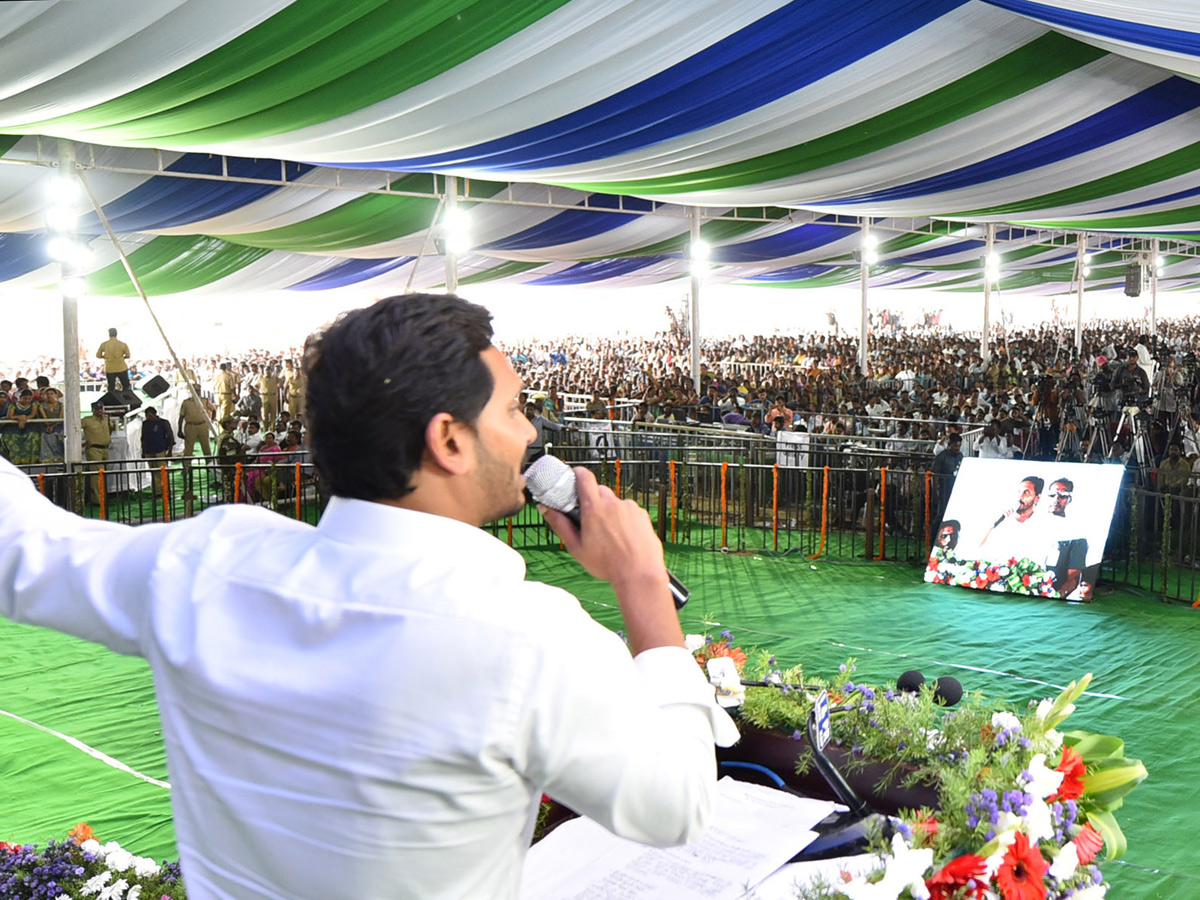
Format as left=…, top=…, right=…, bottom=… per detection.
left=46, top=176, right=79, bottom=205
left=441, top=208, right=472, bottom=255
left=45, top=206, right=77, bottom=232
left=690, top=239, right=710, bottom=262
left=61, top=276, right=85, bottom=299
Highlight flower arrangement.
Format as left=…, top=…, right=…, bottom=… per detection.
left=694, top=633, right=1148, bottom=900
left=926, top=551, right=1058, bottom=598
left=0, top=825, right=186, bottom=900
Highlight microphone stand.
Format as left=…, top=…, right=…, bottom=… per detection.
left=806, top=708, right=871, bottom=819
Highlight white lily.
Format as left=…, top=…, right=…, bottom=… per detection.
left=991, top=711, right=1022, bottom=733
left=1024, top=797, right=1055, bottom=844
left=683, top=633, right=706, bottom=653
left=1049, top=841, right=1080, bottom=880
left=1024, top=753, right=1064, bottom=800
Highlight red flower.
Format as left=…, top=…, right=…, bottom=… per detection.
left=914, top=813, right=940, bottom=837
left=1073, top=822, right=1103, bottom=865
left=926, top=854, right=988, bottom=900
left=1049, top=746, right=1086, bottom=802
left=995, top=832, right=1049, bottom=900
left=1022, top=574, right=1032, bottom=587
left=928, top=558, right=940, bottom=572
left=0, top=842, right=21, bottom=853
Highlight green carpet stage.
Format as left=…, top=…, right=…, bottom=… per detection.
left=2, top=547, right=1196, bottom=898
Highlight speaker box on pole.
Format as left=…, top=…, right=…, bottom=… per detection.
left=1125, top=264, right=1143, bottom=298
left=142, top=374, right=169, bottom=397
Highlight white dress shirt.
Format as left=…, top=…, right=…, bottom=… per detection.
left=0, top=458, right=735, bottom=900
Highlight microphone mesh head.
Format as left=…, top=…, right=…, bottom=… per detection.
left=524, top=455, right=578, bottom=511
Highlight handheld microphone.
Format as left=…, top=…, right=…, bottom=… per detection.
left=524, top=455, right=689, bottom=609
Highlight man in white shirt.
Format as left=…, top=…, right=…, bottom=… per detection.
left=0, top=293, right=735, bottom=900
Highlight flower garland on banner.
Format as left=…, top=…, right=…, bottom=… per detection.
left=927, top=549, right=1058, bottom=597
left=688, top=632, right=1148, bottom=900
left=0, top=824, right=186, bottom=899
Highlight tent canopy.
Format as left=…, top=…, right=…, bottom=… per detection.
left=2, top=0, right=1200, bottom=297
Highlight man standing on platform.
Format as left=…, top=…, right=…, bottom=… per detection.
left=96, top=327, right=131, bottom=393
left=81, top=400, right=110, bottom=506
left=0, top=292, right=734, bottom=900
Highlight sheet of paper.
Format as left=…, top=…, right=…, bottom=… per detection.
left=520, top=778, right=837, bottom=900
left=744, top=854, right=879, bottom=900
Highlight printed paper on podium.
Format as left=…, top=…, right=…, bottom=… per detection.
left=520, top=778, right=837, bottom=900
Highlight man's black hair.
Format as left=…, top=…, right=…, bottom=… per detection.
left=1053, top=477, right=1074, bottom=492
left=1022, top=475, right=1045, bottom=494
left=304, top=293, right=495, bottom=501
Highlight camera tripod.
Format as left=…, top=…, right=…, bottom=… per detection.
left=1114, top=402, right=1156, bottom=484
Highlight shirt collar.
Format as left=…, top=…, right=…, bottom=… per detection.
left=317, top=496, right=527, bottom=578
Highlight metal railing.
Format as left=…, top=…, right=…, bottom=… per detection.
left=18, top=450, right=1200, bottom=607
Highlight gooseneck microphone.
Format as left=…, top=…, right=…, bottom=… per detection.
left=524, top=455, right=690, bottom=609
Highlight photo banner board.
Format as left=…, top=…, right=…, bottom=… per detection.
left=924, top=459, right=1124, bottom=601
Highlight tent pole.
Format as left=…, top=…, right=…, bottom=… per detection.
left=1075, top=235, right=1084, bottom=357
left=444, top=175, right=459, bottom=294
left=1150, top=238, right=1158, bottom=338
left=981, top=224, right=994, bottom=365
left=689, top=207, right=702, bottom=396
left=58, top=140, right=82, bottom=468
left=859, top=218, right=869, bottom=377
left=78, top=169, right=215, bottom=442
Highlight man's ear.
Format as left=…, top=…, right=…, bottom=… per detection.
left=424, top=412, right=474, bottom=475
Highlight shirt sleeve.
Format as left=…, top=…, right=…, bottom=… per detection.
left=0, top=457, right=165, bottom=656
left=511, top=590, right=737, bottom=848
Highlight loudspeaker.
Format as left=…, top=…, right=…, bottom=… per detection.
left=1125, top=264, right=1143, bottom=298
left=98, top=390, right=142, bottom=412
left=142, top=374, right=169, bottom=397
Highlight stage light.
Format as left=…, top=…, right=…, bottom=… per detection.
left=46, top=176, right=79, bottom=205
left=60, top=276, right=85, bottom=299
left=47, top=236, right=92, bottom=267
left=862, top=233, right=878, bottom=250
left=45, top=206, right=77, bottom=232
left=690, top=239, right=710, bottom=262
left=441, top=208, right=472, bottom=255
left=984, top=251, right=1001, bottom=283
left=1157, top=267, right=1165, bottom=278
left=1082, top=266, right=1091, bottom=278
left=862, top=248, right=879, bottom=265
left=1155, top=255, right=1165, bottom=268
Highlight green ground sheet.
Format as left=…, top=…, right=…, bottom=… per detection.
left=2, top=543, right=1196, bottom=898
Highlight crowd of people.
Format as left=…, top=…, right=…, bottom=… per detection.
left=6, top=314, right=1200, bottom=490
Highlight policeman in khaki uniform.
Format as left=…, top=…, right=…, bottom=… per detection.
left=283, top=360, right=306, bottom=421
left=258, top=366, right=281, bottom=427
left=82, top=401, right=111, bottom=505
left=213, top=362, right=238, bottom=423
left=177, top=389, right=214, bottom=457
left=96, top=327, right=131, bottom=393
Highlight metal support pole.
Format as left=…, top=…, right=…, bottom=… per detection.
left=444, top=175, right=458, bottom=294
left=58, top=140, right=82, bottom=467
left=981, top=224, right=994, bottom=364
left=1150, top=238, right=1159, bottom=337
left=859, top=218, right=870, bottom=377
left=689, top=207, right=702, bottom=395
left=1075, top=235, right=1085, bottom=356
